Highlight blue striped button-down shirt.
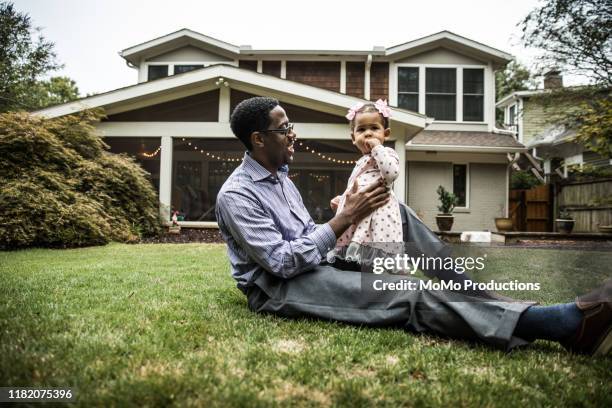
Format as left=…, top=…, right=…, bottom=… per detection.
left=215, top=152, right=337, bottom=292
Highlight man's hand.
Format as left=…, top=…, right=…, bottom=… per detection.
left=328, top=178, right=390, bottom=237
left=330, top=195, right=341, bottom=212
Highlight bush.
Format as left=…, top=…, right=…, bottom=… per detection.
left=510, top=170, right=542, bottom=190
left=0, top=110, right=160, bottom=249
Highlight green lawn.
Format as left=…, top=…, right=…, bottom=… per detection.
left=1, top=243, right=611, bottom=407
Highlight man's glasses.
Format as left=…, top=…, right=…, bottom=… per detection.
left=258, top=123, right=295, bottom=138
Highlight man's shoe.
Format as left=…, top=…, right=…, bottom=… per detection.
left=562, top=280, right=612, bottom=356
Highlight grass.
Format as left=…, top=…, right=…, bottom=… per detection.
left=0, top=243, right=611, bottom=407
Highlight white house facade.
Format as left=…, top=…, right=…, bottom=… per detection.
left=35, top=29, right=525, bottom=231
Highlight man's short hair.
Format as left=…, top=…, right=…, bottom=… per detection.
left=230, top=97, right=279, bottom=150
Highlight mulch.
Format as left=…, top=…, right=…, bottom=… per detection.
left=140, top=228, right=225, bottom=244
left=505, top=239, right=612, bottom=251
left=139, top=228, right=612, bottom=251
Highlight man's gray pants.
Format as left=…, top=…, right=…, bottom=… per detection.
left=246, top=204, right=532, bottom=350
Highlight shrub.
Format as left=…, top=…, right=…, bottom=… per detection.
left=510, top=170, right=542, bottom=190
left=0, top=110, right=160, bottom=249
left=436, top=185, right=458, bottom=214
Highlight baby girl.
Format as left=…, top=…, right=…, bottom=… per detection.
left=327, top=100, right=403, bottom=270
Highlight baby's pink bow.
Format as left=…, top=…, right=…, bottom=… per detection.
left=374, top=99, right=392, bottom=118
left=345, top=102, right=364, bottom=120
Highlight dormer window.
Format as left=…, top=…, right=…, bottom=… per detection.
left=148, top=65, right=168, bottom=80
left=426, top=68, right=456, bottom=121
left=398, top=67, right=419, bottom=112
left=174, top=64, right=204, bottom=74
left=463, top=69, right=484, bottom=122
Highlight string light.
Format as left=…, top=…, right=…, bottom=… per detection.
left=179, top=138, right=242, bottom=163
left=296, top=141, right=356, bottom=165
left=141, top=146, right=161, bottom=158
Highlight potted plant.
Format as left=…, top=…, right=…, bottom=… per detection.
left=495, top=204, right=513, bottom=232
left=555, top=209, right=575, bottom=234
left=435, top=185, right=458, bottom=232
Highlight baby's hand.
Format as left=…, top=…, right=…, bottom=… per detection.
left=330, top=195, right=341, bottom=212
left=365, top=138, right=382, bottom=151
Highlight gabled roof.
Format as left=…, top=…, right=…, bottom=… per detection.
left=407, top=130, right=525, bottom=153
left=386, top=31, right=512, bottom=66
left=496, top=89, right=548, bottom=107
left=120, top=29, right=241, bottom=65
left=33, top=64, right=429, bottom=133
left=120, top=28, right=512, bottom=67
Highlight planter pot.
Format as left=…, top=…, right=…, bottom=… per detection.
left=494, top=217, right=513, bottom=232
left=555, top=219, right=575, bottom=234
left=436, top=214, right=454, bottom=232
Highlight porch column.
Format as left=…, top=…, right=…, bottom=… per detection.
left=159, top=135, right=173, bottom=225
left=394, top=134, right=406, bottom=202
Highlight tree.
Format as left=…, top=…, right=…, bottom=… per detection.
left=31, top=76, right=80, bottom=109
left=495, top=61, right=536, bottom=123
left=573, top=98, right=612, bottom=158
left=496, top=61, right=536, bottom=100
left=0, top=2, right=79, bottom=111
left=521, top=0, right=611, bottom=161
left=521, top=0, right=612, bottom=86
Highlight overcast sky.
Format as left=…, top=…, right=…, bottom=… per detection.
left=15, top=0, right=583, bottom=96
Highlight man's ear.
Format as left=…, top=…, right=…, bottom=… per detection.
left=251, top=131, right=265, bottom=149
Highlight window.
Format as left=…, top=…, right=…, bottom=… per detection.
left=397, top=67, right=419, bottom=112
left=148, top=65, right=168, bottom=81
left=453, top=164, right=468, bottom=207
left=508, top=104, right=517, bottom=125
left=463, top=69, right=484, bottom=121
left=426, top=68, right=456, bottom=121
left=174, top=65, right=204, bottom=74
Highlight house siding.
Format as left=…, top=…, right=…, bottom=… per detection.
left=104, top=90, right=220, bottom=122
left=407, top=161, right=506, bottom=231
left=286, top=61, right=341, bottom=92
left=147, top=45, right=232, bottom=62
left=230, top=90, right=345, bottom=123
left=370, top=62, right=389, bottom=101
left=346, top=62, right=365, bottom=98
left=262, top=61, right=281, bottom=77
left=521, top=97, right=570, bottom=145
left=238, top=60, right=258, bottom=72
left=395, top=48, right=485, bottom=65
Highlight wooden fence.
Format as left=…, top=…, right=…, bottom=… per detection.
left=510, top=185, right=552, bottom=232
left=556, top=178, right=612, bottom=232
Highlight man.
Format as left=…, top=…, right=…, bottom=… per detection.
left=216, top=96, right=611, bottom=355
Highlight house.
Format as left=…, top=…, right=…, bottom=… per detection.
left=35, top=29, right=525, bottom=231
left=497, top=70, right=611, bottom=181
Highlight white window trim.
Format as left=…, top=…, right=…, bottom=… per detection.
left=452, top=162, right=470, bottom=210
left=395, top=65, right=420, bottom=113
left=505, top=102, right=519, bottom=140
left=143, top=61, right=236, bottom=81
left=392, top=63, right=488, bottom=124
